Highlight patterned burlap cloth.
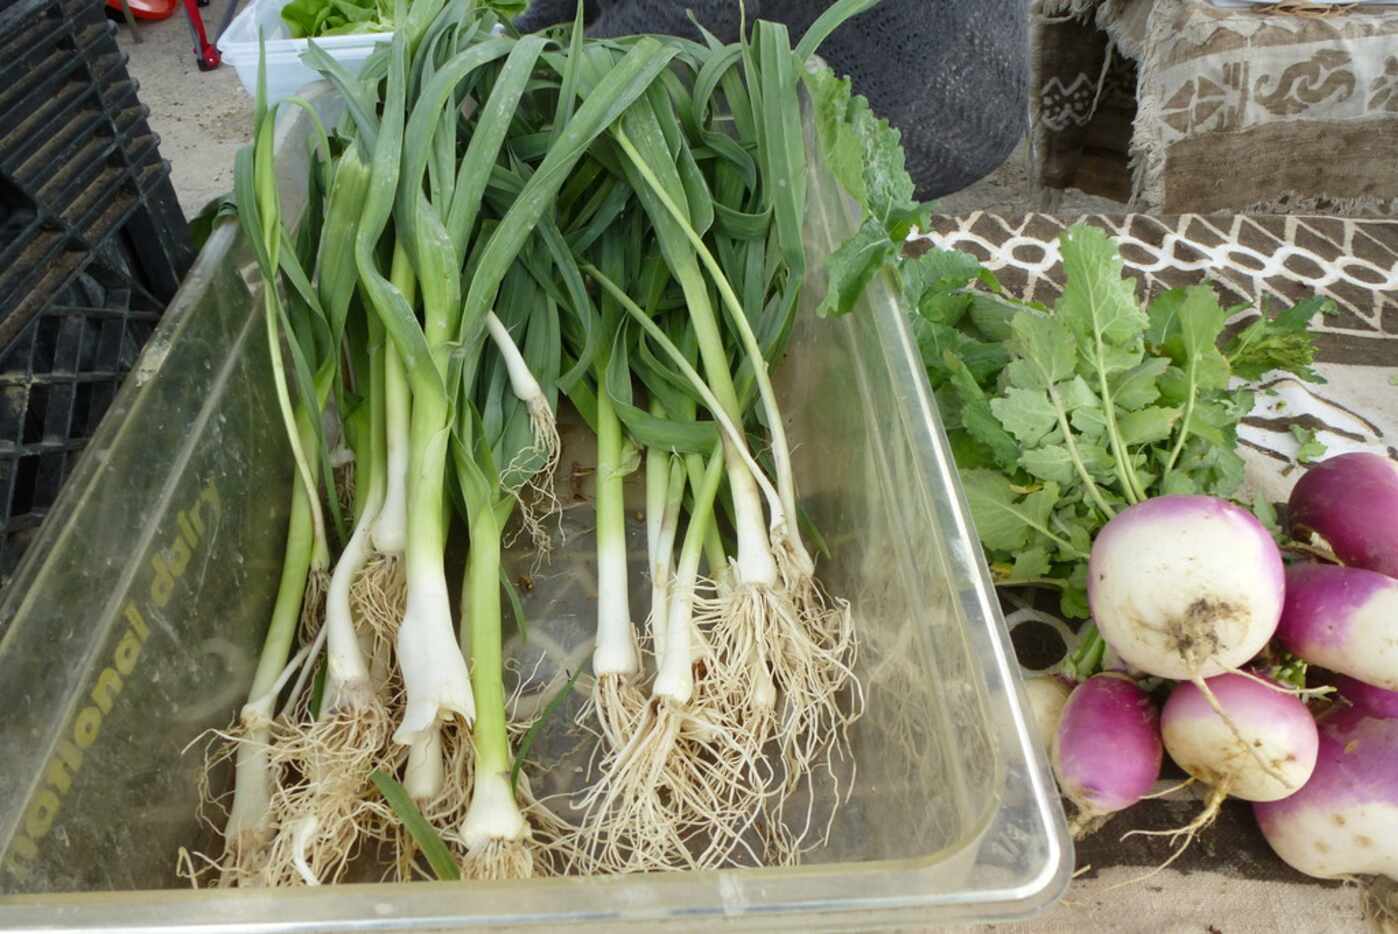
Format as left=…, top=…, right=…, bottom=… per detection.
left=912, top=212, right=1397, bottom=933
left=1031, top=0, right=1398, bottom=216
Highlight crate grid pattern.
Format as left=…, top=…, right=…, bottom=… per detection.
left=0, top=0, right=192, bottom=582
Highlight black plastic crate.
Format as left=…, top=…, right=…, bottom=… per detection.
left=0, top=254, right=165, bottom=583
left=0, top=0, right=193, bottom=583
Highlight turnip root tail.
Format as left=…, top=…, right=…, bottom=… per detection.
left=1067, top=810, right=1115, bottom=841
left=1191, top=675, right=1295, bottom=790
left=1224, top=664, right=1335, bottom=700
left=1138, top=777, right=1197, bottom=800
left=1361, top=875, right=1398, bottom=934
left=1106, top=782, right=1230, bottom=891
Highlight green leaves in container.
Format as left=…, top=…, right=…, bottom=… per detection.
left=281, top=0, right=390, bottom=40
left=459, top=39, right=679, bottom=351
left=280, top=0, right=326, bottom=39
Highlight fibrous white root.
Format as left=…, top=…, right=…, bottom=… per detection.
left=576, top=694, right=772, bottom=875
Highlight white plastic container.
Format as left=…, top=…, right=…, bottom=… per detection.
left=216, top=0, right=391, bottom=105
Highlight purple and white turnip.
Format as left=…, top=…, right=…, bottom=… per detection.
left=1051, top=674, right=1162, bottom=828
left=1334, top=676, right=1398, bottom=720
left=1277, top=563, right=1398, bottom=692
left=1255, top=707, right=1398, bottom=880
left=1288, top=452, right=1398, bottom=579
left=1088, top=495, right=1286, bottom=682
left=1162, top=674, right=1319, bottom=804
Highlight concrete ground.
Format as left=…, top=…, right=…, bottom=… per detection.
left=115, top=7, right=1121, bottom=220
left=117, top=3, right=252, bottom=219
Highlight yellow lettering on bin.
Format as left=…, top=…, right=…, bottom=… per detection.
left=151, top=562, right=174, bottom=608
left=43, top=755, right=74, bottom=795
left=10, top=834, right=37, bottom=862
left=90, top=667, right=123, bottom=714
left=73, top=706, right=101, bottom=749
left=23, top=790, right=60, bottom=840
left=17, top=481, right=225, bottom=871
left=165, top=536, right=191, bottom=577
left=123, top=602, right=149, bottom=641
left=55, top=738, right=82, bottom=771
left=56, top=739, right=82, bottom=772
left=186, top=498, right=206, bottom=538
left=114, top=632, right=141, bottom=676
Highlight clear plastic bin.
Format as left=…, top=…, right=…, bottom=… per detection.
left=0, top=88, right=1071, bottom=931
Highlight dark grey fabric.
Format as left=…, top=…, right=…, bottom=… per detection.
left=514, top=1, right=1029, bottom=200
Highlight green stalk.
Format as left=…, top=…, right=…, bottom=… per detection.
left=222, top=405, right=321, bottom=858
left=248, top=107, right=330, bottom=571
left=457, top=488, right=530, bottom=851
left=581, top=263, right=785, bottom=523
left=644, top=405, right=670, bottom=563
left=653, top=444, right=725, bottom=701
left=403, top=235, right=455, bottom=606
left=348, top=318, right=387, bottom=525
left=687, top=451, right=729, bottom=579
left=1161, top=359, right=1199, bottom=484
left=466, top=504, right=509, bottom=776
left=1048, top=386, right=1116, bottom=518
left=373, top=246, right=415, bottom=555
left=592, top=384, right=635, bottom=675
left=614, top=127, right=802, bottom=545
left=1093, top=335, right=1145, bottom=505
left=678, top=449, right=726, bottom=579
left=612, top=128, right=742, bottom=424
left=248, top=407, right=321, bottom=702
